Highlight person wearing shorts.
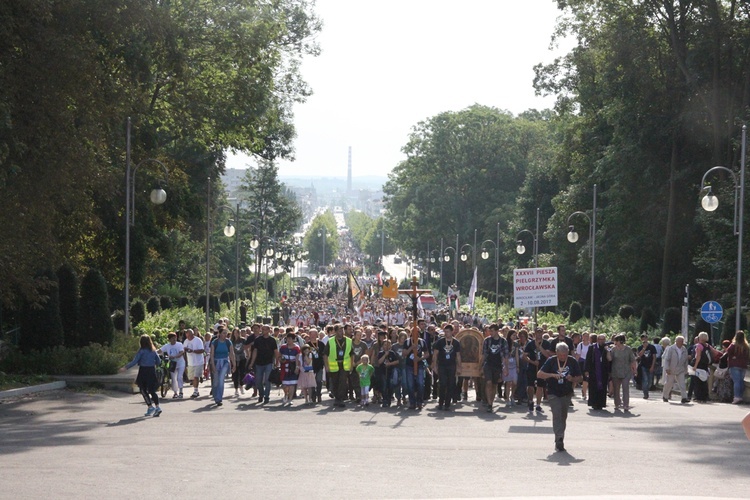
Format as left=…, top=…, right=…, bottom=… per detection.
left=183, top=329, right=205, bottom=398
left=524, top=327, right=553, bottom=414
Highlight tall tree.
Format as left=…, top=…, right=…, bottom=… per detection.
left=0, top=0, right=320, bottom=308
left=240, top=161, right=303, bottom=283
left=535, top=0, right=750, bottom=312
left=384, top=105, right=552, bottom=290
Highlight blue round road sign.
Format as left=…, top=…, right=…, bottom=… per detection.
left=700, top=301, right=723, bottom=324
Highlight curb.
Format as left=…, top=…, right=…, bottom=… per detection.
left=0, top=380, right=67, bottom=400
left=55, top=373, right=139, bottom=394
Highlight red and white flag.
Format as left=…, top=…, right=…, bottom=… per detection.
left=376, top=271, right=383, bottom=286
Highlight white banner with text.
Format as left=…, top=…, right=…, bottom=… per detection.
left=513, top=267, right=558, bottom=309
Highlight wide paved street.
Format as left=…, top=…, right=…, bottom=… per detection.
left=1, top=382, right=749, bottom=499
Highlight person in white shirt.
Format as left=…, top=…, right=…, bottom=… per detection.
left=158, top=332, right=186, bottom=398
left=575, top=332, right=591, bottom=402
left=183, top=329, right=205, bottom=398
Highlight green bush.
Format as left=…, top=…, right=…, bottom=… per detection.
left=20, top=269, right=64, bottom=353
left=155, top=284, right=184, bottom=300
left=112, top=310, right=126, bottom=331
left=640, top=306, right=658, bottom=333
left=569, top=301, right=583, bottom=324
left=662, top=307, right=681, bottom=336
left=0, top=332, right=139, bottom=375
left=722, top=309, right=748, bottom=341
left=131, top=300, right=146, bottom=327
left=597, top=315, right=640, bottom=337
left=159, top=296, right=172, bottom=311
left=134, top=305, right=213, bottom=344
left=57, top=262, right=79, bottom=346
left=618, top=304, right=635, bottom=320
left=78, top=268, right=114, bottom=346
left=146, top=296, right=161, bottom=315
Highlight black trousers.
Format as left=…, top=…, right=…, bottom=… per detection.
left=330, top=369, right=349, bottom=402
left=438, top=364, right=457, bottom=407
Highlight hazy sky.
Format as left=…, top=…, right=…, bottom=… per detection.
left=226, top=0, right=573, bottom=178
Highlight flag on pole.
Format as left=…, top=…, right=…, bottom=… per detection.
left=376, top=271, right=383, bottom=286
left=347, top=270, right=362, bottom=313
left=467, top=266, right=478, bottom=311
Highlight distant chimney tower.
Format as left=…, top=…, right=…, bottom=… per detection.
left=347, top=146, right=352, bottom=193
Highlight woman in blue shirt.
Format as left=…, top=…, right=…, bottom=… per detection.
left=210, top=328, right=236, bottom=406
left=120, top=335, right=163, bottom=417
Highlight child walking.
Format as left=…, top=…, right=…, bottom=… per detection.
left=298, top=344, right=316, bottom=404
left=120, top=334, right=163, bottom=417
left=356, top=354, right=375, bottom=406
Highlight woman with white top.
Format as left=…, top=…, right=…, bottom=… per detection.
left=575, top=332, right=591, bottom=402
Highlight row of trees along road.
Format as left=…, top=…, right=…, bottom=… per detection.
left=303, top=211, right=340, bottom=271
left=0, top=1, right=319, bottom=335
left=385, top=1, right=750, bottom=327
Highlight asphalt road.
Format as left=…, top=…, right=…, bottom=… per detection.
left=1, top=382, right=749, bottom=499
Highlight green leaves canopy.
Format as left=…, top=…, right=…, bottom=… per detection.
left=0, top=0, right=319, bottom=308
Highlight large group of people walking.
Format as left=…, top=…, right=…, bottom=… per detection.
left=122, top=277, right=749, bottom=452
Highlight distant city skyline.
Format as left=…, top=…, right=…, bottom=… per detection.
left=226, top=1, right=573, bottom=178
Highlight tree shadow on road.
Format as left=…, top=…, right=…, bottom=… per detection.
left=0, top=394, right=96, bottom=455
left=617, top=420, right=750, bottom=476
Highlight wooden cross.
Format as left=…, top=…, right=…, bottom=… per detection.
left=398, top=276, right=431, bottom=374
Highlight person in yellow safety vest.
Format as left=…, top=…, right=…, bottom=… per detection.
left=324, top=324, right=353, bottom=408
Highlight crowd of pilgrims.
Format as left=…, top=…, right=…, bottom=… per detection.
left=127, top=276, right=747, bottom=416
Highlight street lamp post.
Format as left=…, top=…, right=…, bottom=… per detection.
left=443, top=238, right=458, bottom=295
left=517, top=207, right=541, bottom=324
left=439, top=238, right=444, bottom=294
left=427, top=248, right=443, bottom=293
left=458, top=229, right=478, bottom=311
left=481, top=222, right=500, bottom=321
left=217, top=203, right=241, bottom=327
left=206, top=178, right=211, bottom=332
left=376, top=228, right=389, bottom=270
left=317, top=230, right=330, bottom=274
left=264, top=243, right=275, bottom=318
left=516, top=207, right=540, bottom=268
left=249, top=233, right=261, bottom=319
left=125, top=117, right=168, bottom=336
left=567, top=184, right=597, bottom=331
left=700, top=124, right=746, bottom=332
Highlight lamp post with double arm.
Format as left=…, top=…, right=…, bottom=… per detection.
left=481, top=222, right=500, bottom=321
left=517, top=208, right=541, bottom=324
left=567, top=185, right=597, bottom=332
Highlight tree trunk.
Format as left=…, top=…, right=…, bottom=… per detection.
left=660, top=139, right=679, bottom=312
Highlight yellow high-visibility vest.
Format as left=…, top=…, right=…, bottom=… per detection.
left=327, top=336, right=352, bottom=372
